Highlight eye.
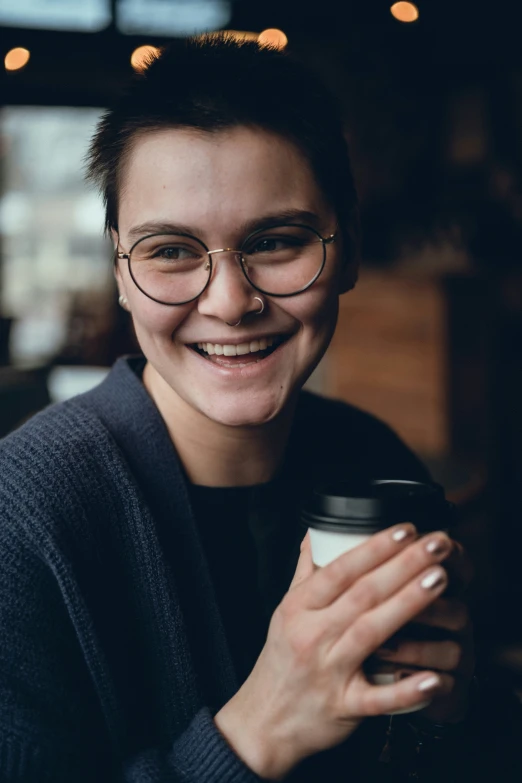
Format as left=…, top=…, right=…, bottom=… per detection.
left=248, top=236, right=299, bottom=254
left=253, top=238, right=279, bottom=253
left=154, top=245, right=198, bottom=261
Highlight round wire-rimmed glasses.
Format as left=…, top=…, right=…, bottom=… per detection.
left=116, top=223, right=337, bottom=306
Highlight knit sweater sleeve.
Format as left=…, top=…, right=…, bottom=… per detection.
left=0, top=526, right=263, bottom=783
left=0, top=538, right=265, bottom=783
left=0, top=496, right=107, bottom=780
left=122, top=708, right=265, bottom=783
left=0, top=408, right=267, bottom=783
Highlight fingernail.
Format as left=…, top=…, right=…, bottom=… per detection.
left=420, top=567, right=446, bottom=590
left=418, top=674, right=441, bottom=692
left=392, top=524, right=416, bottom=542
left=425, top=535, right=450, bottom=556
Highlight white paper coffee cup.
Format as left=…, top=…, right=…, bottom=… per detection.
left=301, top=479, right=455, bottom=714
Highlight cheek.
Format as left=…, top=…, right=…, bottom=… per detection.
left=130, top=299, right=193, bottom=341
left=118, top=262, right=192, bottom=337
left=288, top=280, right=340, bottom=336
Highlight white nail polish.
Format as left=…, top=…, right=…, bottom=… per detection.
left=392, top=528, right=409, bottom=542
left=418, top=675, right=441, bottom=692
left=421, top=569, right=444, bottom=590
left=425, top=535, right=448, bottom=555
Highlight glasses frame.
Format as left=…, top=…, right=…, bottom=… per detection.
left=116, top=223, right=337, bottom=307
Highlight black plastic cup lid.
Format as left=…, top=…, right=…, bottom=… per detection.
left=301, top=479, right=455, bottom=535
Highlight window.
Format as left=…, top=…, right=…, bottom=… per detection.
left=0, top=0, right=111, bottom=32
left=117, top=0, right=232, bottom=36
left=0, top=107, right=113, bottom=364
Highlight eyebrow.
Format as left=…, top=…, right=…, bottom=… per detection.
left=126, top=209, right=324, bottom=242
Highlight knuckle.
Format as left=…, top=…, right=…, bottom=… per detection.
left=361, top=690, right=382, bottom=717
left=349, top=577, right=379, bottom=610
left=351, top=614, right=379, bottom=651
left=289, top=624, right=322, bottom=663
left=362, top=684, right=411, bottom=718
left=273, top=601, right=323, bottom=663
left=277, top=592, right=300, bottom=624
left=325, top=552, right=350, bottom=585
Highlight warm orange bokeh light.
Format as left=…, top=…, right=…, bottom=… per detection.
left=4, top=47, right=30, bottom=72
left=390, top=2, right=419, bottom=23
left=130, top=45, right=160, bottom=72
left=258, top=29, right=288, bottom=49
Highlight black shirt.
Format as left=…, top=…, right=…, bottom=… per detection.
left=188, top=484, right=271, bottom=685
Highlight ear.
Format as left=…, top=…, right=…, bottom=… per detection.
left=110, top=228, right=119, bottom=255
left=111, top=228, right=126, bottom=292
left=111, top=229, right=122, bottom=274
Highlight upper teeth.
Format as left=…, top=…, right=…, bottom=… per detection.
left=197, top=336, right=276, bottom=356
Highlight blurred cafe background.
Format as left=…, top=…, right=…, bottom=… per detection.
left=1, top=0, right=522, bottom=692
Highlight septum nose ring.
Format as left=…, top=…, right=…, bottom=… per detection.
left=226, top=296, right=265, bottom=327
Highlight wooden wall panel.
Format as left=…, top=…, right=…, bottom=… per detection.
left=323, top=269, right=448, bottom=456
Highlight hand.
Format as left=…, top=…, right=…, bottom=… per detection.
left=375, top=540, right=475, bottom=724
left=214, top=525, right=453, bottom=780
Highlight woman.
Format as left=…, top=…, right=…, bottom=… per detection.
left=0, top=35, right=519, bottom=782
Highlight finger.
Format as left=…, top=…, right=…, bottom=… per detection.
left=334, top=565, right=449, bottom=665
left=413, top=597, right=470, bottom=633
left=346, top=669, right=453, bottom=718
left=376, top=639, right=463, bottom=672
left=304, top=523, right=418, bottom=609
left=321, top=532, right=452, bottom=635
left=288, top=532, right=316, bottom=591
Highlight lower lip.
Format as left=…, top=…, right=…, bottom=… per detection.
left=186, top=338, right=291, bottom=377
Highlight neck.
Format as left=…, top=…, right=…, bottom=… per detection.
left=142, top=363, right=296, bottom=487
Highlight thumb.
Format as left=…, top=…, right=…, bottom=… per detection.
left=288, top=531, right=316, bottom=591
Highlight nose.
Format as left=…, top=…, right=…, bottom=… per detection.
left=197, top=250, right=259, bottom=323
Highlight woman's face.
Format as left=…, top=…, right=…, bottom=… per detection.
left=115, top=126, right=353, bottom=427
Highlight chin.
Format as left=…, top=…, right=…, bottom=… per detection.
left=199, top=391, right=286, bottom=428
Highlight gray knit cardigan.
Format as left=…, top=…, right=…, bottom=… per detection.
left=0, top=356, right=440, bottom=782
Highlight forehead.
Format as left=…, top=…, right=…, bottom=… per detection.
left=117, top=126, right=330, bottom=238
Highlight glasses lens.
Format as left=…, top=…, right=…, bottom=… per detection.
left=129, top=234, right=210, bottom=304
left=241, top=225, right=325, bottom=296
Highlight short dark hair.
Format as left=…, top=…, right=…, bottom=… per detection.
left=87, top=33, right=359, bottom=262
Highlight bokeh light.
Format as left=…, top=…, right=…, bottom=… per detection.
left=258, top=29, right=288, bottom=49
left=4, top=47, right=30, bottom=72
left=390, top=2, right=419, bottom=23
left=130, top=45, right=160, bottom=72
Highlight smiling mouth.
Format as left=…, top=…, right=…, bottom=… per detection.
left=190, top=335, right=289, bottom=365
